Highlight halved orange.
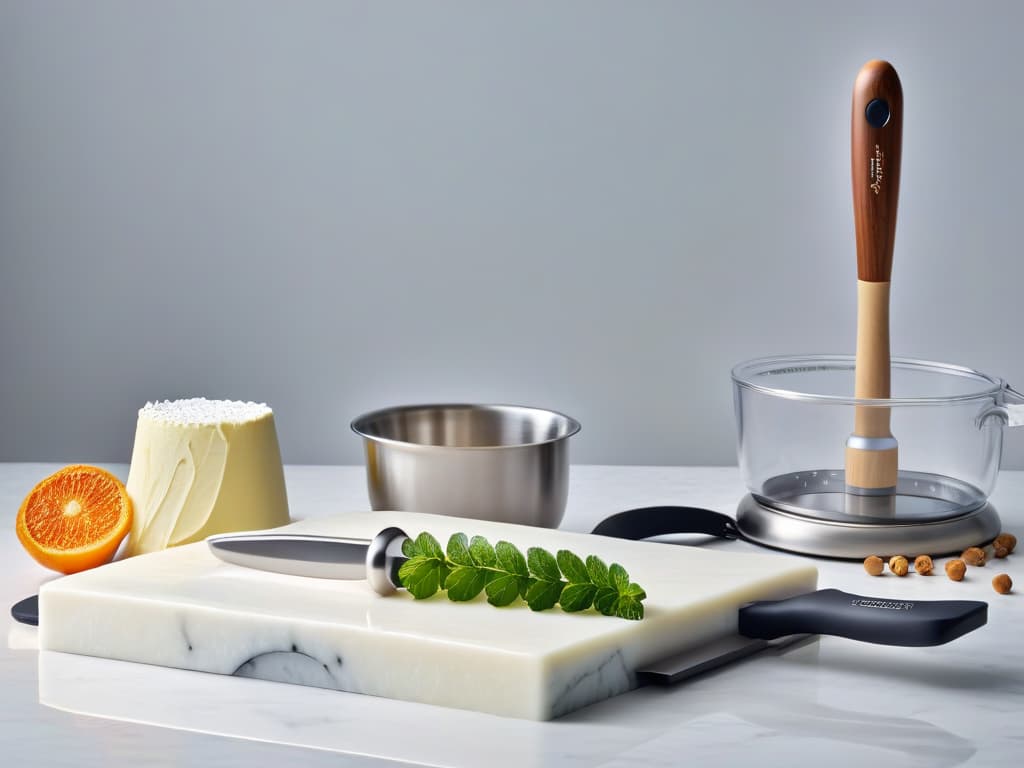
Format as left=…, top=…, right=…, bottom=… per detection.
left=16, top=465, right=133, bottom=574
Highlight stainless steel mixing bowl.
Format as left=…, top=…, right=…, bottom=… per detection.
left=351, top=404, right=581, bottom=527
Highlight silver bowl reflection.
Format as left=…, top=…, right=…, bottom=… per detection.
left=351, top=404, right=581, bottom=528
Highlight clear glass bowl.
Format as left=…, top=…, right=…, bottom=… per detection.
left=731, top=355, right=1023, bottom=523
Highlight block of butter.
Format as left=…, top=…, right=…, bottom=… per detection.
left=124, top=399, right=290, bottom=556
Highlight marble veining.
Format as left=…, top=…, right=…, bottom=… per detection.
left=233, top=651, right=340, bottom=689
left=549, top=649, right=634, bottom=718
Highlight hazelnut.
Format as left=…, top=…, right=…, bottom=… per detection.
left=888, top=555, right=909, bottom=577
left=994, top=544, right=1009, bottom=559
left=863, top=555, right=885, bottom=576
left=913, top=555, right=934, bottom=575
left=993, top=533, right=1017, bottom=554
left=992, top=573, right=1013, bottom=594
left=945, top=559, right=966, bottom=581
left=961, top=547, right=986, bottom=567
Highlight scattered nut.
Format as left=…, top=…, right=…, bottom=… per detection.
left=863, top=555, right=885, bottom=576
left=994, top=544, right=1009, bottom=559
left=945, top=559, right=966, bottom=581
left=961, top=547, right=986, bottom=567
left=889, top=555, right=909, bottom=577
left=992, top=573, right=1013, bottom=595
left=993, top=533, right=1017, bottom=555
left=913, top=555, right=934, bottom=575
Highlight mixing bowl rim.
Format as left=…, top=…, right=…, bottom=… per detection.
left=731, top=354, right=1004, bottom=406
left=350, top=403, right=582, bottom=450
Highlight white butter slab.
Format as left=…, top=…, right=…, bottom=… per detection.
left=39, top=512, right=817, bottom=720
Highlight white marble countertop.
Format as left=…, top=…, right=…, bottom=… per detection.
left=2, top=463, right=1021, bottom=767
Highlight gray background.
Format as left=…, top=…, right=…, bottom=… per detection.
left=1, top=0, right=1022, bottom=467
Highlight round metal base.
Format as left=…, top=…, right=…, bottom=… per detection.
left=736, top=494, right=1002, bottom=559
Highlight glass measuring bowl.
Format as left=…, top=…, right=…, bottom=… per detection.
left=731, top=355, right=1024, bottom=525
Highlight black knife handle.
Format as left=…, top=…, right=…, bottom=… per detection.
left=739, top=588, right=987, bottom=647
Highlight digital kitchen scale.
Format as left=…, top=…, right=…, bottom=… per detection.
left=735, top=470, right=1002, bottom=559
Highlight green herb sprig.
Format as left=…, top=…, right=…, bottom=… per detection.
left=397, top=532, right=647, bottom=620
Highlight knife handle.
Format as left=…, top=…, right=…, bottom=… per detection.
left=739, top=589, right=987, bottom=647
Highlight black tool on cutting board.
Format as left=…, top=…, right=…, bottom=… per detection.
left=11, top=595, right=38, bottom=626
left=588, top=504, right=987, bottom=681
left=635, top=588, right=986, bottom=685
left=12, top=513, right=987, bottom=685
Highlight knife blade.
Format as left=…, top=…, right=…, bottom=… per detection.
left=636, top=632, right=814, bottom=685
left=206, top=526, right=410, bottom=595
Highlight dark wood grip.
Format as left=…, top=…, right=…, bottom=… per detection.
left=851, top=60, right=903, bottom=282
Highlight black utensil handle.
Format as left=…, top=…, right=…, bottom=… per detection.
left=739, top=588, right=987, bottom=647
left=591, top=506, right=740, bottom=541
left=11, top=595, right=39, bottom=626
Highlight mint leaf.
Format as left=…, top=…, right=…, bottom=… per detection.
left=444, top=565, right=487, bottom=601
left=559, top=582, right=596, bottom=612
left=586, top=555, right=610, bottom=588
left=495, top=540, right=528, bottom=577
left=485, top=573, right=522, bottom=606
left=416, top=531, right=444, bottom=560
left=609, top=563, right=630, bottom=592
left=398, top=556, right=444, bottom=599
left=624, top=583, right=646, bottom=600
left=525, top=578, right=564, bottom=611
left=446, top=533, right=473, bottom=566
left=616, top=595, right=644, bottom=621
left=594, top=586, right=619, bottom=616
left=527, top=547, right=561, bottom=582
left=469, top=535, right=496, bottom=567
left=557, top=550, right=588, bottom=584
left=397, top=531, right=646, bottom=620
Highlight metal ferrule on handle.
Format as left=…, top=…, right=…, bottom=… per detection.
left=365, top=527, right=411, bottom=595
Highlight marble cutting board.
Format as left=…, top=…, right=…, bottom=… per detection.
left=38, top=511, right=818, bottom=720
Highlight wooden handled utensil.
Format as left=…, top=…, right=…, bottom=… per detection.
left=846, top=60, right=903, bottom=494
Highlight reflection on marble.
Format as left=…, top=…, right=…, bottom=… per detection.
left=37, top=651, right=641, bottom=768
left=37, top=637, right=994, bottom=768
left=7, top=623, right=38, bottom=651
left=598, top=706, right=977, bottom=768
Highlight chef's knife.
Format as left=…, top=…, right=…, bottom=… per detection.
left=12, top=527, right=987, bottom=685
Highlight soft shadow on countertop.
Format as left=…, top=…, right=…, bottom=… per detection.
left=562, top=639, right=979, bottom=768
left=35, top=639, right=983, bottom=768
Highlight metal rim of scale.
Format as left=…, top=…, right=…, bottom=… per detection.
left=736, top=494, right=1002, bottom=560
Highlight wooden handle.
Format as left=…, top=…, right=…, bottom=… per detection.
left=851, top=60, right=902, bottom=283
left=853, top=280, right=892, bottom=414
left=847, top=61, right=902, bottom=491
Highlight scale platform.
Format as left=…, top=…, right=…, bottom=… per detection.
left=736, top=469, right=1003, bottom=559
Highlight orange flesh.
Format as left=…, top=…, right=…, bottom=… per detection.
left=16, top=465, right=132, bottom=573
